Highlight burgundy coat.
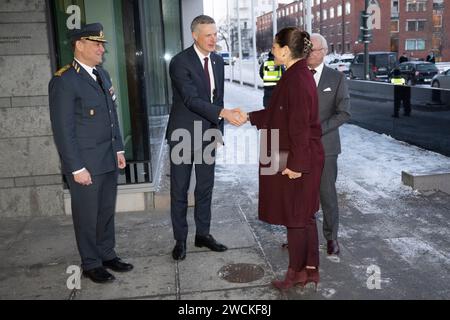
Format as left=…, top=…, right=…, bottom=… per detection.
left=250, top=59, right=325, bottom=228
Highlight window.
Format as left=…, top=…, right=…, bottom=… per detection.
left=316, top=0, right=320, bottom=5
left=406, top=20, right=415, bottom=31
left=346, top=43, right=351, bottom=52
left=406, top=20, right=427, bottom=31
left=406, top=0, right=427, bottom=12
left=417, top=20, right=426, bottom=31
left=316, top=11, right=320, bottom=21
left=405, top=39, right=426, bottom=51
left=345, top=2, right=351, bottom=15
left=433, top=15, right=442, bottom=27
left=392, top=0, right=399, bottom=17
left=323, top=10, right=327, bottom=20
left=391, top=20, right=399, bottom=32
left=330, top=7, right=334, bottom=19
left=337, top=4, right=342, bottom=17
left=432, top=37, right=441, bottom=49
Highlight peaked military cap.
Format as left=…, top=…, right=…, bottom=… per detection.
left=69, top=23, right=107, bottom=43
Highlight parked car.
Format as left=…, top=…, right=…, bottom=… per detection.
left=327, top=54, right=354, bottom=75
left=349, top=52, right=397, bottom=81
left=431, top=68, right=450, bottom=89
left=219, top=51, right=234, bottom=65
left=392, top=61, right=439, bottom=86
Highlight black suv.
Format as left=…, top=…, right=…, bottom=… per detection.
left=349, top=52, right=397, bottom=81
left=392, top=61, right=439, bottom=86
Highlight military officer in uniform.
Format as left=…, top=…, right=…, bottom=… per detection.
left=49, top=23, right=133, bottom=283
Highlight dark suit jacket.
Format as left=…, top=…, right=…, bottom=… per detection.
left=49, top=62, right=124, bottom=176
left=317, top=66, right=351, bottom=156
left=166, top=46, right=225, bottom=147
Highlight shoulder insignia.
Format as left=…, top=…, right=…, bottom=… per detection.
left=54, top=64, right=71, bottom=77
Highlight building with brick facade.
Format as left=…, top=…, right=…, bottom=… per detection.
left=256, top=0, right=449, bottom=61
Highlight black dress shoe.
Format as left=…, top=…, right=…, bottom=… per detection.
left=195, top=234, right=228, bottom=252
left=103, top=257, right=134, bottom=272
left=172, top=241, right=186, bottom=261
left=82, top=267, right=115, bottom=284
left=327, top=240, right=340, bottom=255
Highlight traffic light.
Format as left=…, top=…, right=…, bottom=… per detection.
left=359, top=10, right=372, bottom=43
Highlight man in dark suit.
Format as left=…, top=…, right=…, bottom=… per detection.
left=167, top=15, right=243, bottom=261
left=307, top=34, right=351, bottom=255
left=49, top=23, right=133, bottom=283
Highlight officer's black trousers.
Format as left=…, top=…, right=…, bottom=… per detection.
left=66, top=171, right=118, bottom=271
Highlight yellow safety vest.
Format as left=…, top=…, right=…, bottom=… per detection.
left=263, top=61, right=282, bottom=86
left=391, top=77, right=406, bottom=85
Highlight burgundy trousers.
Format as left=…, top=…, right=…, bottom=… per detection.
left=287, top=217, right=319, bottom=271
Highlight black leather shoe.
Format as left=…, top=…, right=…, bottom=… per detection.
left=82, top=267, right=115, bottom=283
left=195, top=234, right=228, bottom=252
left=172, top=241, right=186, bottom=261
left=327, top=240, right=340, bottom=255
left=103, top=257, right=134, bottom=272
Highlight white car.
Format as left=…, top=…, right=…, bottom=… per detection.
left=327, top=54, right=354, bottom=75
left=431, top=68, right=450, bottom=89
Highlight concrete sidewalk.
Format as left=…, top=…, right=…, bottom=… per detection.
left=0, top=83, right=448, bottom=300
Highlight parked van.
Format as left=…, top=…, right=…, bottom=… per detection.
left=349, top=52, right=397, bottom=81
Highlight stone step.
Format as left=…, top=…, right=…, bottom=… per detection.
left=402, top=170, right=450, bottom=194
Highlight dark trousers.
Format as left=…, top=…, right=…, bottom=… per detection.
left=393, top=86, right=411, bottom=116
left=263, top=86, right=275, bottom=109
left=287, top=217, right=320, bottom=271
left=66, top=171, right=118, bottom=271
left=320, top=155, right=339, bottom=241
left=170, top=146, right=216, bottom=241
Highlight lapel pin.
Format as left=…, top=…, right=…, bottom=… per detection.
left=90, top=109, right=95, bottom=116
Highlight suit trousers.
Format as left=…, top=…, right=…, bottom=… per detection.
left=320, top=155, right=339, bottom=241
left=66, top=171, right=118, bottom=271
left=170, top=146, right=216, bottom=241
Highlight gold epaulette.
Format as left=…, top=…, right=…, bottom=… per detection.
left=54, top=64, right=71, bottom=77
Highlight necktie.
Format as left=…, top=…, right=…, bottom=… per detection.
left=310, top=69, right=317, bottom=75
left=92, top=69, right=104, bottom=91
left=204, top=57, right=211, bottom=97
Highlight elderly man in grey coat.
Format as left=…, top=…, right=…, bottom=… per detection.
left=307, top=33, right=351, bottom=255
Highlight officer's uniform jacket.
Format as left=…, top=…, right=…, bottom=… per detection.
left=49, top=61, right=124, bottom=176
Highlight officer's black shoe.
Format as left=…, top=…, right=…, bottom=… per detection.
left=172, top=241, right=187, bottom=261
left=82, top=267, right=115, bottom=284
left=195, top=234, right=228, bottom=252
left=103, top=257, right=134, bottom=272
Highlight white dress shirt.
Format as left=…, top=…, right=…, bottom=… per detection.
left=311, top=62, right=325, bottom=87
left=193, top=44, right=216, bottom=102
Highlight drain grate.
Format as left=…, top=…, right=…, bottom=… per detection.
left=218, top=263, right=265, bottom=283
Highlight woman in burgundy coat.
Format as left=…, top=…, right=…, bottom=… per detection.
left=244, top=28, right=325, bottom=290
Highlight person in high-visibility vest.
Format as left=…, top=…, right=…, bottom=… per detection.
left=390, top=68, right=411, bottom=118
left=259, top=51, right=284, bottom=108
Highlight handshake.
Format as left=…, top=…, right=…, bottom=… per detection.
left=220, top=108, right=249, bottom=127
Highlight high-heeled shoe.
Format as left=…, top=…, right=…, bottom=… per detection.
left=271, top=268, right=307, bottom=291
left=304, top=268, right=320, bottom=291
